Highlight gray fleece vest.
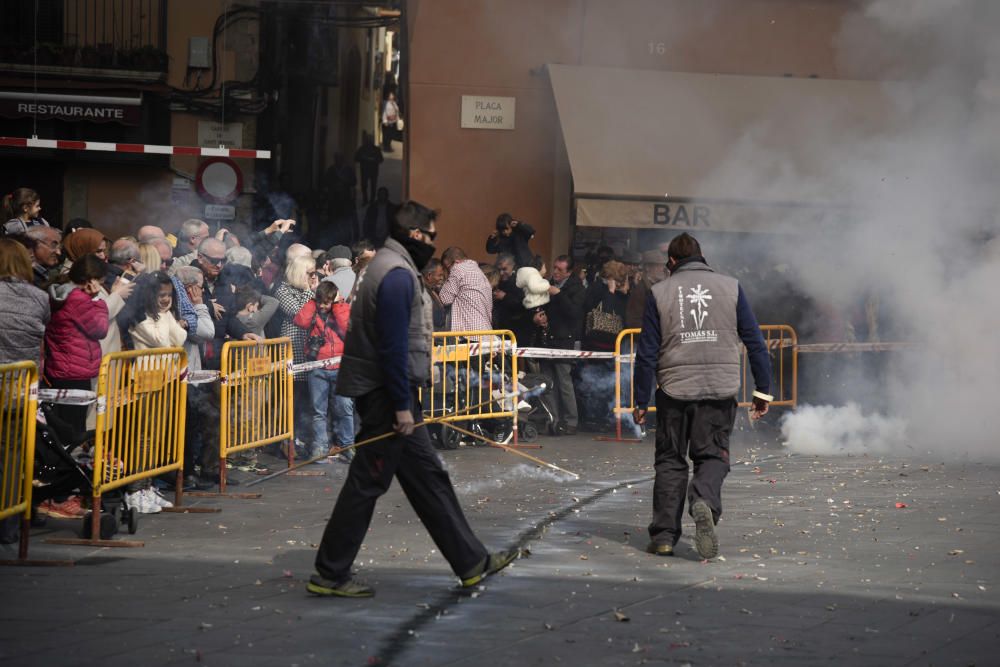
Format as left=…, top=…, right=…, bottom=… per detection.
left=651, top=262, right=741, bottom=400
left=336, top=238, right=433, bottom=397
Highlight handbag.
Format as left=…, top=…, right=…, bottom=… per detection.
left=585, top=302, right=622, bottom=340
left=395, top=118, right=405, bottom=131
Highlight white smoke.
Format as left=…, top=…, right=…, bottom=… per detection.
left=698, top=1, right=1000, bottom=457
left=456, top=463, right=573, bottom=494
left=780, top=404, right=907, bottom=456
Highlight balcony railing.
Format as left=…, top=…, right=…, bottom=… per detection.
left=0, top=0, right=167, bottom=74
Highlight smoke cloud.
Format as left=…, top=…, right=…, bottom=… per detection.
left=780, top=403, right=907, bottom=456
left=699, top=1, right=1000, bottom=457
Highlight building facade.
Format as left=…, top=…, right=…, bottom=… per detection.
left=0, top=0, right=396, bottom=242
left=404, top=0, right=895, bottom=263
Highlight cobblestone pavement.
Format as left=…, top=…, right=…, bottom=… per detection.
left=2, top=426, right=998, bottom=666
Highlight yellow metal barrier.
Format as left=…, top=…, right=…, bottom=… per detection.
left=612, top=325, right=798, bottom=441
left=426, top=330, right=520, bottom=446
left=218, top=338, right=294, bottom=492
left=79, top=348, right=188, bottom=543
left=0, top=362, right=38, bottom=560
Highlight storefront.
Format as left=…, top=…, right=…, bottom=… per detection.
left=547, top=64, right=896, bottom=254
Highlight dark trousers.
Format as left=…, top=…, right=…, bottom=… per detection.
left=360, top=169, right=379, bottom=205
left=541, top=359, right=578, bottom=428
left=649, top=390, right=736, bottom=547
left=314, top=387, right=488, bottom=582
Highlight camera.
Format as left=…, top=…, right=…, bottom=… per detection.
left=305, top=334, right=324, bottom=362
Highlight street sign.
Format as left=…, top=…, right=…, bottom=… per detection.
left=204, top=204, right=236, bottom=221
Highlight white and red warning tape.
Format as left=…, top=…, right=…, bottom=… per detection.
left=33, top=341, right=914, bottom=405
left=0, top=136, right=271, bottom=159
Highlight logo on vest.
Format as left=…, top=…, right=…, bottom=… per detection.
left=680, top=284, right=717, bottom=343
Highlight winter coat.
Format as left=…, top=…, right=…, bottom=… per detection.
left=0, top=278, right=50, bottom=366
left=293, top=301, right=350, bottom=366
left=515, top=267, right=551, bottom=309
left=547, top=274, right=585, bottom=344
left=581, top=278, right=628, bottom=351
left=236, top=295, right=279, bottom=338
left=96, top=288, right=126, bottom=358
left=44, top=284, right=109, bottom=380
left=485, top=222, right=536, bottom=269
left=130, top=311, right=188, bottom=350
left=274, top=281, right=315, bottom=366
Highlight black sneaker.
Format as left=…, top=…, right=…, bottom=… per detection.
left=646, top=542, right=674, bottom=556
left=183, top=475, right=213, bottom=491
left=690, top=499, right=719, bottom=559
left=460, top=548, right=519, bottom=588
left=306, top=574, right=375, bottom=598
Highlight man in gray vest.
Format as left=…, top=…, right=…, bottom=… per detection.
left=632, top=233, right=773, bottom=559
left=307, top=201, right=518, bottom=598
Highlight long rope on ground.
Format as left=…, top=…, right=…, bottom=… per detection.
left=440, top=422, right=580, bottom=478
left=245, top=393, right=578, bottom=486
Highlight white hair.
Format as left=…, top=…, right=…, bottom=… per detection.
left=285, top=243, right=312, bottom=263
left=284, top=255, right=316, bottom=291
left=226, top=245, right=253, bottom=268
left=173, top=265, right=204, bottom=286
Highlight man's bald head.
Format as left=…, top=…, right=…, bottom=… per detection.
left=197, top=237, right=227, bottom=279
left=137, top=225, right=165, bottom=243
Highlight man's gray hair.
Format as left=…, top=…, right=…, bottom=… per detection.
left=24, top=226, right=60, bottom=242
left=179, top=219, right=208, bottom=243
left=173, top=265, right=204, bottom=286
left=496, top=252, right=516, bottom=267
left=226, top=245, right=253, bottom=268
left=109, top=238, right=140, bottom=266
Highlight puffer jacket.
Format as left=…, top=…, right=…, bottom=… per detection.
left=0, top=278, right=50, bottom=366
left=516, top=267, right=551, bottom=309
left=293, top=301, right=349, bottom=367
left=44, top=283, right=109, bottom=380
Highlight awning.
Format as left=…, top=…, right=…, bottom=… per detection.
left=548, top=65, right=898, bottom=233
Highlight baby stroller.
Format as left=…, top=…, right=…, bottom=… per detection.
left=425, top=353, right=547, bottom=450
left=33, top=403, right=136, bottom=539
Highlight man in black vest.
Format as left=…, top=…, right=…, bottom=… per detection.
left=308, top=201, right=518, bottom=598
left=633, top=233, right=772, bottom=560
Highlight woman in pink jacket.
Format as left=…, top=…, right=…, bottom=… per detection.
left=44, top=254, right=109, bottom=429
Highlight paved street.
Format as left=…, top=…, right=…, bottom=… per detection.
left=2, top=424, right=998, bottom=666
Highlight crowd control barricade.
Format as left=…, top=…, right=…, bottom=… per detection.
left=611, top=325, right=798, bottom=441
left=217, top=338, right=294, bottom=493
left=44, top=349, right=188, bottom=547
left=0, top=362, right=38, bottom=561
left=425, top=330, right=521, bottom=447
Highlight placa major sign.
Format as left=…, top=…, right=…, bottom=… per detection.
left=461, top=96, right=516, bottom=130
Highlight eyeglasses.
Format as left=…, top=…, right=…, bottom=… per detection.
left=41, top=240, right=61, bottom=250
left=161, top=257, right=174, bottom=269
left=199, top=253, right=226, bottom=266
left=412, top=227, right=437, bottom=241
left=307, top=271, right=318, bottom=277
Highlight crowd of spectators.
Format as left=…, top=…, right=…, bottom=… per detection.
left=2, top=187, right=675, bottom=520
left=0, top=187, right=378, bottom=519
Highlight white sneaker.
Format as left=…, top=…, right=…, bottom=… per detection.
left=124, top=491, right=141, bottom=511
left=129, top=489, right=161, bottom=514
left=147, top=487, right=173, bottom=509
